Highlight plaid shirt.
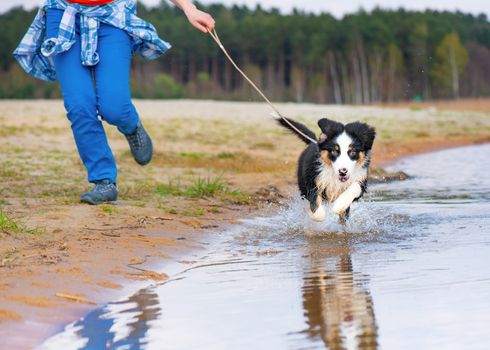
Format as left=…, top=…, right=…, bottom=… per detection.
left=13, top=0, right=171, bottom=81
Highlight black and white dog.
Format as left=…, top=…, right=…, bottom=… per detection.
left=277, top=117, right=376, bottom=222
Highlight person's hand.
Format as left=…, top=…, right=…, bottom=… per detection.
left=184, top=5, right=215, bottom=33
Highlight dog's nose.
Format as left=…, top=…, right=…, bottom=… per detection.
left=339, top=168, right=348, bottom=176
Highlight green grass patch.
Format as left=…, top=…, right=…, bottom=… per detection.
left=0, top=209, right=21, bottom=233
left=0, top=161, right=21, bottom=178
left=12, top=147, right=25, bottom=154
left=227, top=190, right=253, bottom=204
left=0, top=208, right=45, bottom=235
left=216, top=152, right=237, bottom=159
left=155, top=176, right=243, bottom=200
left=155, top=176, right=226, bottom=198
left=182, top=208, right=205, bottom=217
left=186, top=176, right=227, bottom=197
left=155, top=179, right=184, bottom=196
left=100, top=204, right=119, bottom=214
left=154, top=176, right=252, bottom=204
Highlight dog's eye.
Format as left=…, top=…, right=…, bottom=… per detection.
left=349, top=150, right=357, bottom=158
left=330, top=150, right=339, bottom=157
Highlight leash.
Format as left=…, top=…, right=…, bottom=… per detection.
left=207, top=28, right=318, bottom=145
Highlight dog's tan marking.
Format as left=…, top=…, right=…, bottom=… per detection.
left=357, top=151, right=366, bottom=165
left=320, top=150, right=331, bottom=165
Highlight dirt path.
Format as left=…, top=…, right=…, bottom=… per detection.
left=1, top=100, right=489, bottom=349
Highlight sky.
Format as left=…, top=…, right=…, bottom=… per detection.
left=0, top=0, right=488, bottom=18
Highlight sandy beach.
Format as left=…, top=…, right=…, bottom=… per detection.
left=1, top=99, right=490, bottom=349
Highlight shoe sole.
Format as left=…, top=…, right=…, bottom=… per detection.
left=80, top=197, right=118, bottom=205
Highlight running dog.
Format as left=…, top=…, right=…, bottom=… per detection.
left=277, top=117, right=376, bottom=222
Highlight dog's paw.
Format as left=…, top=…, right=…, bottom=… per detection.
left=308, top=205, right=326, bottom=222
left=332, top=197, right=351, bottom=215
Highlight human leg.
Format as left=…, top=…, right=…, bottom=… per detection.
left=46, top=9, right=118, bottom=185
left=94, top=23, right=153, bottom=165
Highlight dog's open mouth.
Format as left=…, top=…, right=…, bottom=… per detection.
left=339, top=175, right=350, bottom=183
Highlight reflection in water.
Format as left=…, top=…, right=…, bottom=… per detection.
left=301, top=242, right=377, bottom=350
left=41, top=289, right=160, bottom=349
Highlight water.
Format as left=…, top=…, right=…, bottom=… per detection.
left=41, top=144, right=490, bottom=350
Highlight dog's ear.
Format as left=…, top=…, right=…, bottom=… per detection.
left=345, top=121, right=376, bottom=150
left=317, top=118, right=343, bottom=143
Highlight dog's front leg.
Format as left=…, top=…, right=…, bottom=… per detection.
left=307, top=192, right=326, bottom=222
left=332, top=182, right=362, bottom=216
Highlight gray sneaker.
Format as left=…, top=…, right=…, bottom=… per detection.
left=80, top=180, right=118, bottom=205
left=124, top=121, right=153, bottom=166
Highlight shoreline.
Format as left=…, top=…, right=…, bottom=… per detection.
left=1, top=100, right=490, bottom=348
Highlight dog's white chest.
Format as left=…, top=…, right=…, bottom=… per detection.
left=316, top=162, right=367, bottom=202
left=316, top=166, right=349, bottom=202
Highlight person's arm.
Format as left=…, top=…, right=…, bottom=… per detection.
left=170, top=0, right=215, bottom=33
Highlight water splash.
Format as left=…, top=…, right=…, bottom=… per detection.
left=240, top=189, right=412, bottom=240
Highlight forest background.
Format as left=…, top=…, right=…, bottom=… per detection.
left=0, top=2, right=486, bottom=103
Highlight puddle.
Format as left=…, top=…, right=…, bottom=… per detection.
left=40, top=144, right=490, bottom=350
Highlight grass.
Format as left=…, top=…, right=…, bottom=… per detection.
left=227, top=190, right=253, bottom=204
left=100, top=204, right=119, bottom=215
left=0, top=161, right=22, bottom=178
left=186, top=177, right=227, bottom=197
left=119, top=179, right=157, bottom=198
left=154, top=180, right=185, bottom=197
left=251, top=141, right=275, bottom=150
left=216, top=152, right=237, bottom=159
left=158, top=206, right=178, bottom=215
left=155, top=176, right=227, bottom=198
left=182, top=208, right=205, bottom=217
left=0, top=209, right=21, bottom=234
left=0, top=125, right=65, bottom=137
left=154, top=176, right=253, bottom=205
left=0, top=208, right=45, bottom=235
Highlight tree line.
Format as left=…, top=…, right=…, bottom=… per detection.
left=0, top=2, right=489, bottom=103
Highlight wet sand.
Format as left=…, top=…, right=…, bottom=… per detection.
left=1, top=99, right=490, bottom=348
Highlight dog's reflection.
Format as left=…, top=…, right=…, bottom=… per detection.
left=302, top=245, right=378, bottom=350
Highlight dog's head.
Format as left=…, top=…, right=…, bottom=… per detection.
left=317, top=118, right=376, bottom=183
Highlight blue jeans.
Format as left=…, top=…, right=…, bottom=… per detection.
left=46, top=8, right=140, bottom=183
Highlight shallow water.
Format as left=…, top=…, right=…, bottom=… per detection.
left=41, top=144, right=490, bottom=350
